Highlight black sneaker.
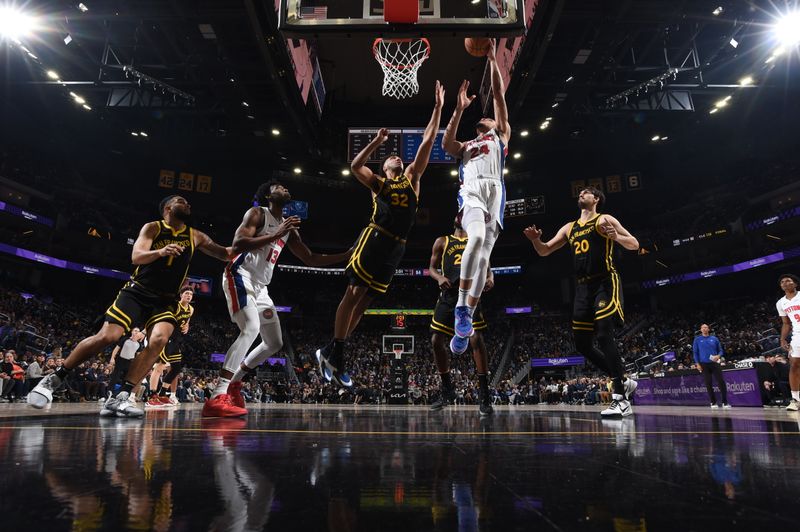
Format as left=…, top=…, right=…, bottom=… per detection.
left=315, top=344, right=353, bottom=388
left=430, top=386, right=456, bottom=411
left=479, top=390, right=494, bottom=417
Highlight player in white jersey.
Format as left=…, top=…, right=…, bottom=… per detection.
left=204, top=181, right=351, bottom=417
left=442, top=40, right=511, bottom=355
left=777, top=273, right=800, bottom=411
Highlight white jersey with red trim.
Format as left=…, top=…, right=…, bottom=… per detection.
left=777, top=293, right=800, bottom=340
left=459, top=128, right=507, bottom=185
left=230, top=207, right=288, bottom=287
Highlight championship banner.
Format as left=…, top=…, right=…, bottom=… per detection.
left=634, top=369, right=762, bottom=406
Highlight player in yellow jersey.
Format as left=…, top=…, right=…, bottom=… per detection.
left=524, top=187, right=640, bottom=417
left=316, top=81, right=444, bottom=388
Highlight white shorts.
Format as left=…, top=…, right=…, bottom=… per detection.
left=791, top=340, right=800, bottom=358
left=457, top=178, right=506, bottom=229
left=222, top=272, right=279, bottom=325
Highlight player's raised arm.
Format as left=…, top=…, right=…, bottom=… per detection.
left=406, top=81, right=444, bottom=188
left=286, top=229, right=352, bottom=267
left=523, top=223, right=572, bottom=257
left=442, top=80, right=475, bottom=157
left=132, top=222, right=173, bottom=265
left=351, top=129, right=389, bottom=194
left=231, top=207, right=301, bottom=255
left=486, top=40, right=510, bottom=144
left=193, top=230, right=234, bottom=261
left=598, top=215, right=640, bottom=251
left=428, top=236, right=451, bottom=290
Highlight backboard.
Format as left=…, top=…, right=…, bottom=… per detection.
left=278, top=0, right=526, bottom=38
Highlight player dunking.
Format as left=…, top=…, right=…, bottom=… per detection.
left=207, top=181, right=350, bottom=417
left=28, top=195, right=232, bottom=417
left=315, top=81, right=444, bottom=387
left=777, top=273, right=800, bottom=411
left=147, top=287, right=194, bottom=408
left=429, top=215, right=494, bottom=416
left=524, top=187, right=640, bottom=417
left=442, top=41, right=510, bottom=355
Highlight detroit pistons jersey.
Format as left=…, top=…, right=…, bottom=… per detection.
left=777, top=294, right=800, bottom=339
left=459, top=128, right=507, bottom=184
left=228, top=207, right=288, bottom=287
left=130, top=220, right=194, bottom=296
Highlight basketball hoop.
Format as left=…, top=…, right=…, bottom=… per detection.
left=372, top=38, right=431, bottom=99
left=393, top=347, right=404, bottom=359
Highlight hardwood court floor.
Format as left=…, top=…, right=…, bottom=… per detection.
left=1, top=403, right=798, bottom=531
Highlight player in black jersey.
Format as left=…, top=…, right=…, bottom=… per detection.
left=316, top=81, right=444, bottom=388
left=524, top=187, right=640, bottom=417
left=147, top=287, right=194, bottom=408
left=29, top=195, right=232, bottom=417
left=429, top=215, right=494, bottom=415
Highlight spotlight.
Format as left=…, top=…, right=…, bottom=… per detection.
left=0, top=7, right=38, bottom=40
left=661, top=136, right=669, bottom=141
left=450, top=170, right=458, bottom=176
left=774, top=11, right=800, bottom=47
left=503, top=168, right=509, bottom=175
left=140, top=132, right=148, bottom=137
left=78, top=3, right=89, bottom=13
left=46, top=70, right=59, bottom=80
left=539, top=121, right=549, bottom=130
left=271, top=129, right=280, bottom=136
left=131, top=132, right=139, bottom=136
left=714, top=98, right=729, bottom=108
left=513, top=152, right=521, bottom=159
left=341, top=169, right=350, bottom=176
left=651, top=135, right=661, bottom=142
left=552, top=102, right=559, bottom=108
left=739, top=76, right=754, bottom=86
left=545, top=117, right=552, bottom=121
left=709, top=108, right=719, bottom=114
left=712, top=6, right=723, bottom=16
left=729, top=38, right=738, bottom=48
left=565, top=76, right=574, bottom=83
left=520, top=130, right=529, bottom=137
left=73, top=95, right=86, bottom=105
left=242, top=101, right=250, bottom=107
left=82, top=104, right=91, bottom=110
left=247, top=115, right=255, bottom=120
left=293, top=167, right=302, bottom=174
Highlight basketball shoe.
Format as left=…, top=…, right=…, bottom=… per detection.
left=786, top=398, right=799, bottom=411
left=228, top=381, right=246, bottom=409
left=453, top=306, right=474, bottom=339
left=623, top=378, right=638, bottom=401
left=601, top=397, right=633, bottom=417
left=146, top=395, right=166, bottom=409
left=478, top=389, right=494, bottom=417
left=315, top=343, right=353, bottom=388
left=27, top=373, right=62, bottom=409
left=430, top=385, right=456, bottom=411
left=202, top=394, right=247, bottom=418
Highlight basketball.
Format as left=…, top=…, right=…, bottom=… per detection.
left=464, top=37, right=492, bottom=57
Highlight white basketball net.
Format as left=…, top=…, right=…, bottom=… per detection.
left=372, top=38, right=431, bottom=99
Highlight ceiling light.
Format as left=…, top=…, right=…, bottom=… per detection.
left=229, top=77, right=235, bottom=82
left=131, top=132, right=139, bottom=136
left=545, top=117, right=552, bottom=121
left=565, top=76, right=574, bottom=83
left=729, top=38, right=738, bottom=48
left=520, top=130, right=529, bottom=137
left=503, top=168, right=509, bottom=175
left=0, top=7, right=39, bottom=40
left=774, top=11, right=800, bottom=47
left=46, top=70, right=59, bottom=80
left=78, top=3, right=89, bottom=13
left=539, top=121, right=550, bottom=130
left=552, top=102, right=559, bottom=108
left=242, top=101, right=249, bottom=107
left=271, top=129, right=280, bottom=136
left=714, top=98, right=729, bottom=108
left=73, top=96, right=86, bottom=105
left=513, top=152, right=521, bottom=159
left=739, top=76, right=753, bottom=86
left=341, top=169, right=350, bottom=176
left=450, top=170, right=458, bottom=176
left=471, top=0, right=480, bottom=4
left=293, top=167, right=302, bottom=174
left=82, top=104, right=91, bottom=110
left=709, top=108, right=719, bottom=114
left=247, top=115, right=255, bottom=119
left=661, top=136, right=669, bottom=141
left=140, top=132, right=148, bottom=137
left=651, top=135, right=661, bottom=142
left=712, top=6, right=723, bottom=16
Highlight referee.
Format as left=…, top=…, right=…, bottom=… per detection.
left=693, top=324, right=731, bottom=409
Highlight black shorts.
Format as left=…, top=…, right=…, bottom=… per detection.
left=430, top=290, right=487, bottom=336
left=572, top=273, right=624, bottom=331
left=105, top=282, right=177, bottom=334
left=346, top=225, right=406, bottom=295
left=159, top=337, right=183, bottom=364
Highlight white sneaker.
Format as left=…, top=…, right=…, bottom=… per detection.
left=28, top=373, right=63, bottom=409
left=100, top=394, right=121, bottom=417
left=168, top=395, right=179, bottom=406
left=623, top=378, right=638, bottom=401
left=114, top=392, right=144, bottom=418
left=601, top=399, right=633, bottom=417
left=711, top=403, right=719, bottom=409
left=722, top=404, right=732, bottom=410
left=787, top=399, right=800, bottom=412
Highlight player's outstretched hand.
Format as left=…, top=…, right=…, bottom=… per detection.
left=434, top=80, right=444, bottom=109
left=374, top=128, right=389, bottom=144
left=523, top=225, right=543, bottom=242
left=486, top=39, right=496, bottom=62
left=277, top=216, right=301, bottom=237
left=484, top=277, right=494, bottom=292
left=158, top=243, right=184, bottom=258
left=456, top=80, right=476, bottom=111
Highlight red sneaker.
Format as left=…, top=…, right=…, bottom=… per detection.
left=158, top=395, right=173, bottom=406
left=228, top=381, right=245, bottom=409
left=201, top=394, right=247, bottom=418
left=146, top=396, right=165, bottom=409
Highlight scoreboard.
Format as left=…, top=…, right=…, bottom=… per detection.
left=503, top=196, right=545, bottom=218
left=348, top=128, right=455, bottom=164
